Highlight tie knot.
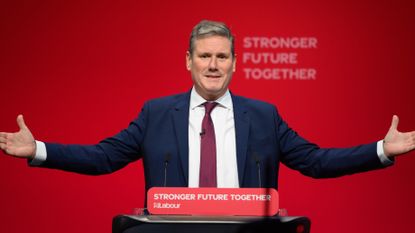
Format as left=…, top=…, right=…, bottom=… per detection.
left=204, top=102, right=217, bottom=115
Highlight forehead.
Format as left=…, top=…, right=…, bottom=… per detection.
left=193, top=35, right=232, bottom=54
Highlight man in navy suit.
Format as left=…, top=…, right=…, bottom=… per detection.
left=1, top=20, right=414, bottom=192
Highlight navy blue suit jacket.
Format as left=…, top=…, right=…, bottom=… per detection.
left=38, top=91, right=384, bottom=191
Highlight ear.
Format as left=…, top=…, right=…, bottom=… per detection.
left=186, top=51, right=191, bottom=71
left=232, top=54, right=237, bottom=72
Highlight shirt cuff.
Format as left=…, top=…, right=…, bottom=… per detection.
left=377, top=140, right=394, bottom=166
left=29, top=141, right=47, bottom=166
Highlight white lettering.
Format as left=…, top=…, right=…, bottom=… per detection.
left=154, top=193, right=196, bottom=201
left=244, top=68, right=316, bottom=80
left=229, top=194, right=272, bottom=201
left=243, top=52, right=298, bottom=64
left=197, top=193, right=229, bottom=201
left=153, top=202, right=181, bottom=209
left=243, top=37, right=318, bottom=49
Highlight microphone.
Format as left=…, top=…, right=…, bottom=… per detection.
left=163, top=153, right=171, bottom=187
left=253, top=153, right=262, bottom=188
left=200, top=129, right=206, bottom=136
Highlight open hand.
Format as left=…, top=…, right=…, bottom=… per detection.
left=0, top=115, right=36, bottom=159
left=383, top=115, right=415, bottom=157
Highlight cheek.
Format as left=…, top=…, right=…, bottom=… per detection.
left=191, top=69, right=204, bottom=85
left=224, top=65, right=235, bottom=76
left=192, top=66, right=204, bottom=77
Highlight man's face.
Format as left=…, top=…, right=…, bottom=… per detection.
left=186, top=35, right=236, bottom=101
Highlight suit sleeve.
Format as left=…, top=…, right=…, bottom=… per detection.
left=274, top=107, right=385, bottom=178
left=32, top=103, right=149, bottom=175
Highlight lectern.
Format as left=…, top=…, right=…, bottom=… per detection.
left=112, top=214, right=311, bottom=233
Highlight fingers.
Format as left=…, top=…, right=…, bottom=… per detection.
left=0, top=132, right=8, bottom=143
left=411, top=131, right=415, bottom=150
left=0, top=133, right=7, bottom=151
left=390, top=115, right=399, bottom=130
left=16, top=114, right=28, bottom=130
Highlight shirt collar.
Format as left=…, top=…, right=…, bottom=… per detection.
left=190, top=87, right=232, bottom=110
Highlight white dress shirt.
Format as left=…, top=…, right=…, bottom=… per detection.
left=188, top=88, right=239, bottom=188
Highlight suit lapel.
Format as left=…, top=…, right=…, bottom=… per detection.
left=171, top=92, right=250, bottom=187
left=171, top=92, right=191, bottom=185
left=232, top=94, right=250, bottom=187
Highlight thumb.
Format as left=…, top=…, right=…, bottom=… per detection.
left=390, top=115, right=399, bottom=131
left=17, top=114, right=28, bottom=130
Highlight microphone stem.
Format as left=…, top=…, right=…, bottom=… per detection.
left=256, top=162, right=262, bottom=188
left=164, top=161, right=168, bottom=187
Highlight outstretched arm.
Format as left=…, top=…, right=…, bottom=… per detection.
left=0, top=115, right=36, bottom=159
left=383, top=115, right=415, bottom=157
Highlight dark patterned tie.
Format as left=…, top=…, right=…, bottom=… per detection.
left=199, top=102, right=218, bottom=187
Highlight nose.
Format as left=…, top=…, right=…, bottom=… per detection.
left=208, top=57, right=218, bottom=71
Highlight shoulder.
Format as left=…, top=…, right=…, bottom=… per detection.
left=139, top=91, right=190, bottom=114
left=231, top=93, right=277, bottom=111
left=231, top=93, right=284, bottom=123
left=146, top=92, right=189, bottom=105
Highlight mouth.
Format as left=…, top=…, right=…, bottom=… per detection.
left=204, top=74, right=222, bottom=78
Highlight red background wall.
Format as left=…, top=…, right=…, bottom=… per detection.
left=1, top=1, right=414, bottom=233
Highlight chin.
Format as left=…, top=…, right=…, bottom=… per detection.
left=205, top=88, right=222, bottom=95
left=207, top=90, right=225, bottom=98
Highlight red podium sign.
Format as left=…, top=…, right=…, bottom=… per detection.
left=147, top=187, right=279, bottom=216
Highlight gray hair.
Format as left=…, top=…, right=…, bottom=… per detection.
left=188, top=20, right=235, bottom=57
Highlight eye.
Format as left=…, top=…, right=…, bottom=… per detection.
left=199, top=53, right=210, bottom=59
left=217, top=53, right=229, bottom=60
